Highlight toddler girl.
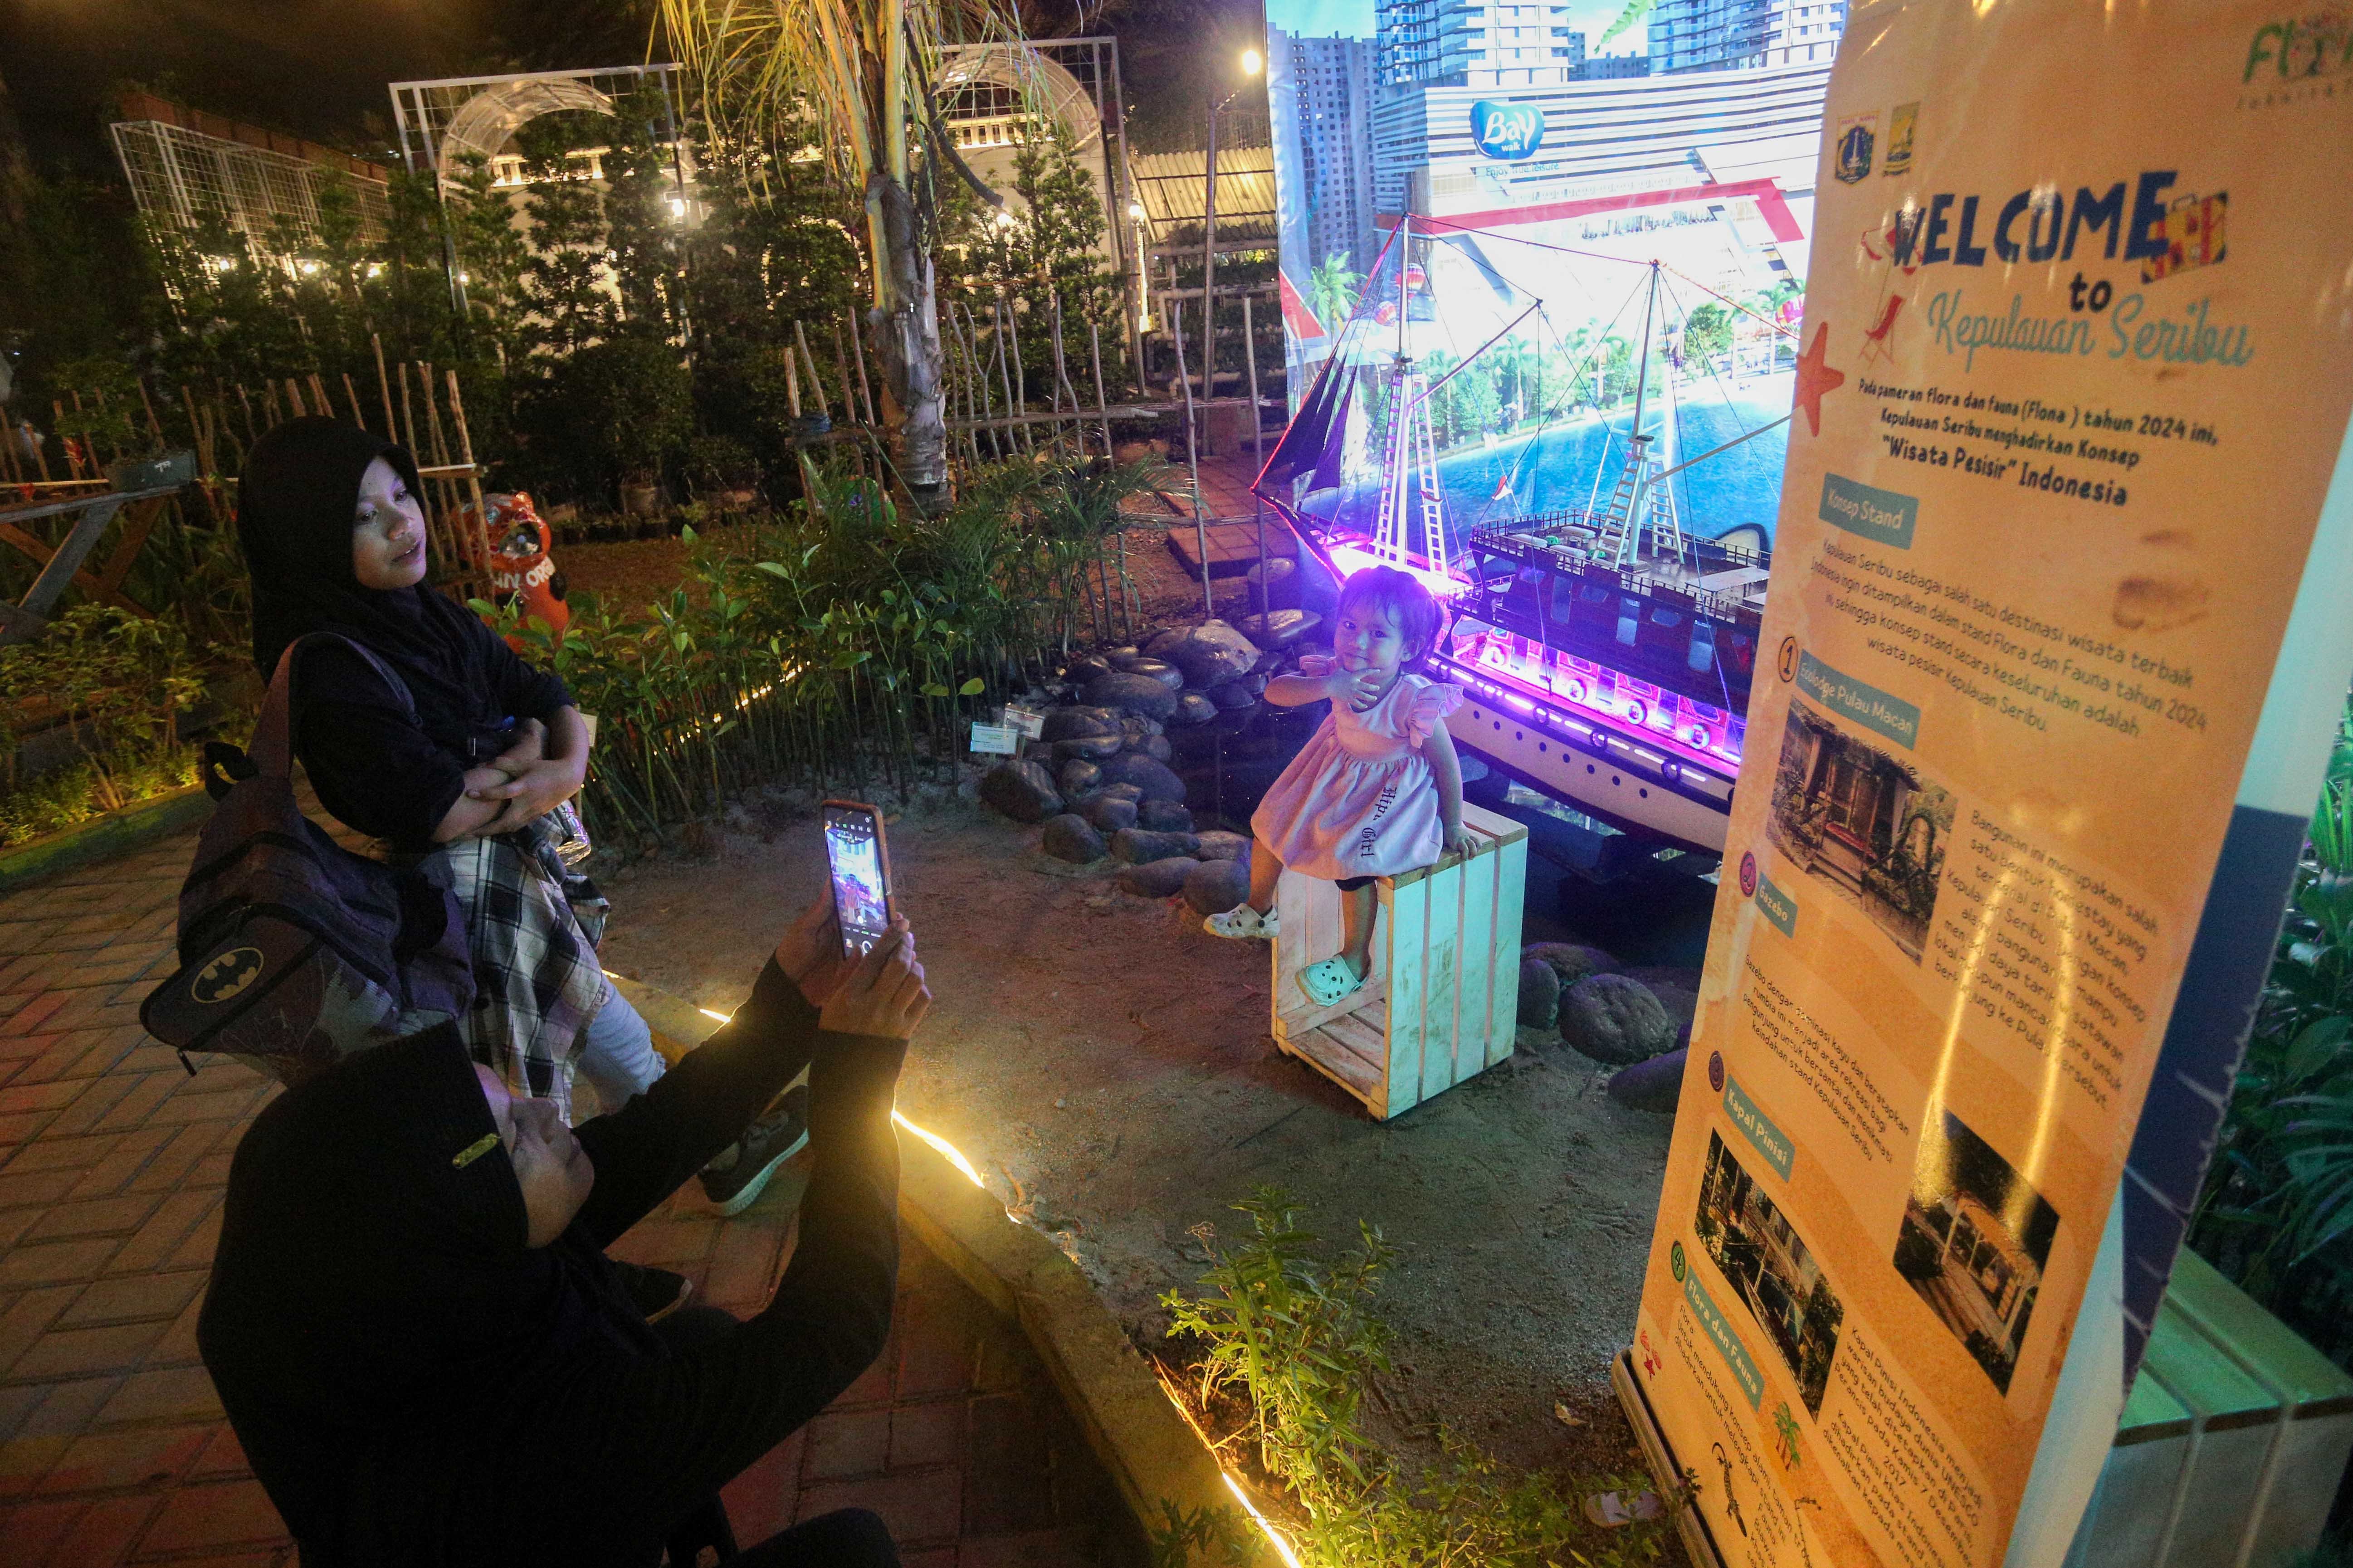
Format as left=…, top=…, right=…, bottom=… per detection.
left=1205, top=565, right=1470, bottom=1006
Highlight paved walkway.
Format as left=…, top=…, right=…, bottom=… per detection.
left=0, top=826, right=1134, bottom=1566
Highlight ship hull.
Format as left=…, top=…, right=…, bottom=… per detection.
left=1439, top=650, right=1737, bottom=852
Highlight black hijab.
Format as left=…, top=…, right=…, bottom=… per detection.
left=236, top=417, right=499, bottom=732
left=198, top=1026, right=649, bottom=1558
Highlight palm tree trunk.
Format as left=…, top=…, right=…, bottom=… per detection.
left=868, top=170, right=949, bottom=511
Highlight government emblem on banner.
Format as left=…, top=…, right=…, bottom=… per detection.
left=2144, top=191, right=2229, bottom=282
left=1884, top=102, right=1918, bottom=175
left=1834, top=113, right=1876, bottom=183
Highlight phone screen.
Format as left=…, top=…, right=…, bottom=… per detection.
left=823, top=803, right=890, bottom=958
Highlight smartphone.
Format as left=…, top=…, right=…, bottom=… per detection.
left=821, top=800, right=893, bottom=959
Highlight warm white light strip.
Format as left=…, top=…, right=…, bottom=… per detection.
left=1222, top=1472, right=1306, bottom=1568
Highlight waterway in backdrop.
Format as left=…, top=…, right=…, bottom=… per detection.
left=1299, top=371, right=1793, bottom=553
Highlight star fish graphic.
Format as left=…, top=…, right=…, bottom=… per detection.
left=1792, top=324, right=1845, bottom=437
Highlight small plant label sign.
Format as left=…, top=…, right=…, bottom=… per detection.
left=969, top=722, right=1019, bottom=756
left=1001, top=704, right=1045, bottom=739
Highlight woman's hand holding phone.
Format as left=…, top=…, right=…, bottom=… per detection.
left=775, top=894, right=850, bottom=1010
left=820, top=920, right=929, bottom=1040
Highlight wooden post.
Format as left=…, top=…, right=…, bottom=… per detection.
left=994, top=298, right=1028, bottom=452
left=0, top=415, right=20, bottom=485
left=371, top=334, right=398, bottom=437
left=792, top=321, right=830, bottom=421
left=236, top=384, right=258, bottom=440
left=828, top=324, right=858, bottom=429
left=1089, top=319, right=1112, bottom=461
left=284, top=378, right=308, bottom=419
left=1170, top=299, right=1212, bottom=618
left=396, top=364, right=419, bottom=457
left=1201, top=102, right=1220, bottom=410
left=444, top=370, right=495, bottom=595
left=134, top=379, right=166, bottom=446
left=308, top=373, right=333, bottom=423
left=342, top=372, right=369, bottom=432
left=1243, top=290, right=1267, bottom=617
left=783, top=345, right=803, bottom=419
left=27, top=410, right=52, bottom=482
left=962, top=303, right=999, bottom=460
left=840, top=318, right=876, bottom=427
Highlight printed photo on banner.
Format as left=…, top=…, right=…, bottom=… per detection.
left=1766, top=698, right=1955, bottom=961
left=1893, top=1110, right=2060, bottom=1395
left=1695, top=1130, right=1845, bottom=1415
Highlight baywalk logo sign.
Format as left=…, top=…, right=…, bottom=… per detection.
left=1469, top=99, right=1544, bottom=161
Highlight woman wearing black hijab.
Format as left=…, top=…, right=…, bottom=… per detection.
left=235, top=419, right=807, bottom=1222
left=198, top=895, right=930, bottom=1568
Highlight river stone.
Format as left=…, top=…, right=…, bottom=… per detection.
left=1196, top=831, right=1250, bottom=862
left=1052, top=732, right=1123, bottom=762
left=1182, top=856, right=1252, bottom=917
left=1116, top=856, right=1196, bottom=898
left=1064, top=654, right=1113, bottom=687
left=1247, top=555, right=1299, bottom=609
left=1209, top=681, right=1259, bottom=711
left=1103, top=645, right=1142, bottom=667
left=1078, top=792, right=1138, bottom=833
left=1169, top=691, right=1220, bottom=727
left=1040, top=813, right=1106, bottom=865
left=1622, top=965, right=1702, bottom=1048
left=1137, top=799, right=1194, bottom=833
left=1125, top=657, right=1185, bottom=689
left=1238, top=609, right=1319, bottom=650
left=1517, top=958, right=1562, bottom=1028
left=1058, top=758, right=1102, bottom=797
left=1142, top=734, right=1174, bottom=761
left=1165, top=618, right=1263, bottom=688
left=1042, top=705, right=1121, bottom=742
left=1559, top=974, right=1676, bottom=1066
left=1082, top=672, right=1180, bottom=720
left=1022, top=740, right=1057, bottom=766
left=979, top=760, right=1062, bottom=824
left=1111, top=827, right=1201, bottom=864
left=1524, top=942, right=1620, bottom=988
left=1119, top=714, right=1166, bottom=741
left=1142, top=627, right=1188, bottom=657
left=1607, top=1047, right=1687, bottom=1114
left=1099, top=751, right=1186, bottom=801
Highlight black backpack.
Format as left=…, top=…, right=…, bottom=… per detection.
left=141, top=635, right=475, bottom=1085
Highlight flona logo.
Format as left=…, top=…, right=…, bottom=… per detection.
left=1469, top=100, right=1544, bottom=161
left=2244, top=12, right=2352, bottom=80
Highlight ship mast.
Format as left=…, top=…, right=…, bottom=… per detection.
left=1372, top=215, right=1451, bottom=578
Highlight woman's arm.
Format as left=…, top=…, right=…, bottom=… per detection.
left=1423, top=716, right=1473, bottom=857
left=450, top=704, right=592, bottom=838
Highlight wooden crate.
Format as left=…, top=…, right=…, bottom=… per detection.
left=1270, top=802, right=1528, bottom=1119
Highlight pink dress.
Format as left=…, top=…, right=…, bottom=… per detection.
left=1251, top=658, right=1466, bottom=881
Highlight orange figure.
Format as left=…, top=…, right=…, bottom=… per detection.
left=463, top=492, right=570, bottom=648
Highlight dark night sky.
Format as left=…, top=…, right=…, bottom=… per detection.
left=0, top=0, right=657, bottom=173
left=0, top=0, right=1261, bottom=177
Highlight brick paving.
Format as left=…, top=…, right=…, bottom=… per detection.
left=0, top=828, right=1140, bottom=1567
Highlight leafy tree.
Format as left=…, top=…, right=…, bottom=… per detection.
left=1683, top=301, right=1733, bottom=362
left=660, top=0, right=1027, bottom=511
left=517, top=111, right=612, bottom=358
left=1308, top=254, right=1363, bottom=336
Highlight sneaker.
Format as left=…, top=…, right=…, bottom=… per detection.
left=612, top=1261, right=693, bottom=1324
left=698, top=1086, right=810, bottom=1217
left=1203, top=903, right=1279, bottom=940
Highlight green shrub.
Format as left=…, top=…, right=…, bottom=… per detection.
left=1159, top=1187, right=1683, bottom=1568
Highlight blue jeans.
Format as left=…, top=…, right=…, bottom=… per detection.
left=576, top=979, right=666, bottom=1114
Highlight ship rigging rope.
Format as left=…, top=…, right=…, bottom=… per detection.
left=1385, top=216, right=1803, bottom=342
left=1460, top=273, right=1650, bottom=535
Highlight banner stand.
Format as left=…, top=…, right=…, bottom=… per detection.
left=1613, top=1349, right=1730, bottom=1568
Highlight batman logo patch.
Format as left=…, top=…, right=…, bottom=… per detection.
left=192, top=946, right=265, bottom=1005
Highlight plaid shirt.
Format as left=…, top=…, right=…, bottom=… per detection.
left=432, top=820, right=608, bottom=1122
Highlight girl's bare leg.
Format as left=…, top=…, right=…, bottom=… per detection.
left=1246, top=835, right=1284, bottom=913
left=1339, top=882, right=1377, bottom=980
